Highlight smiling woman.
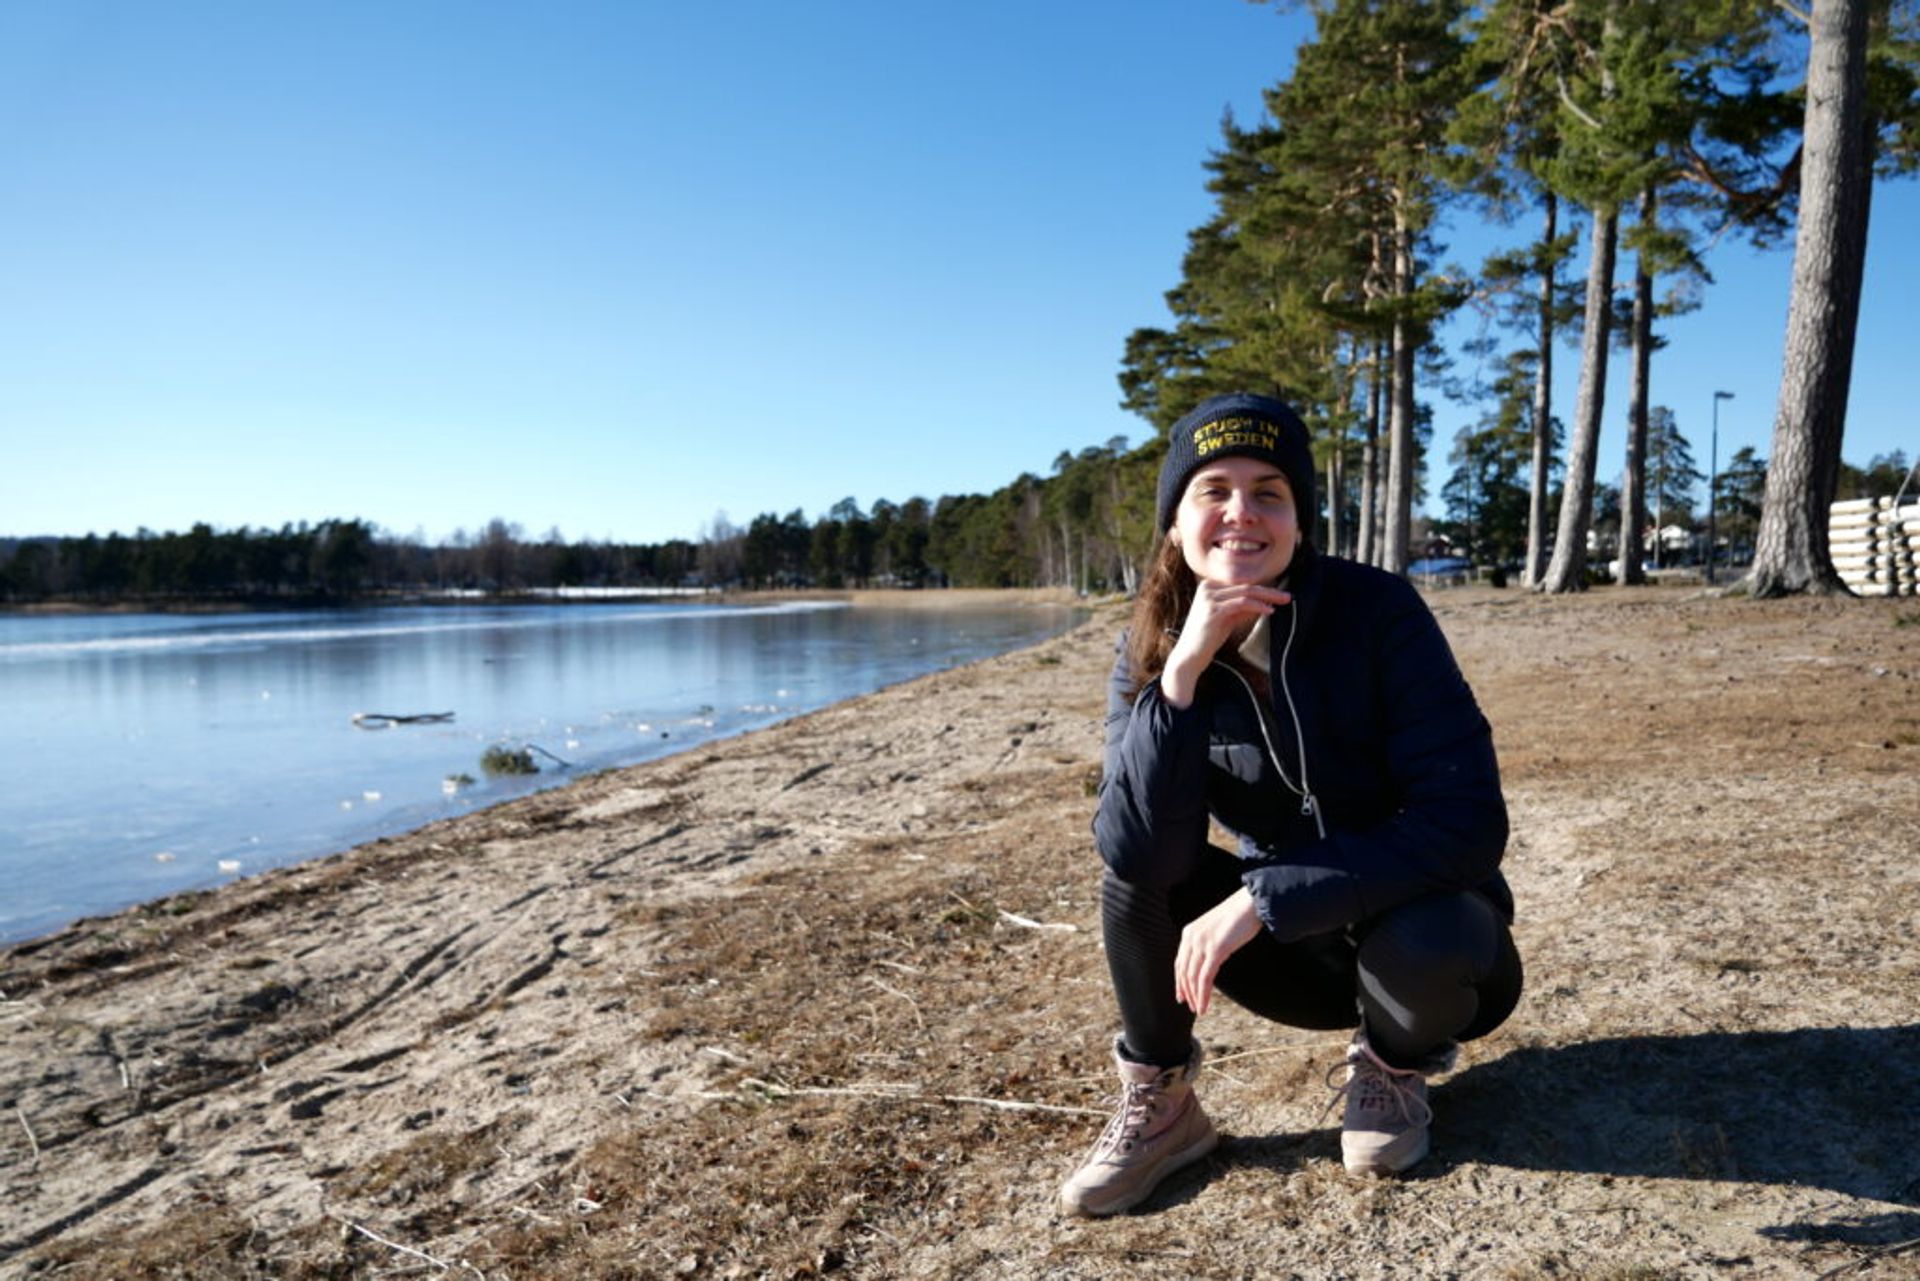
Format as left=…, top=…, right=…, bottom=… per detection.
left=1170, top=457, right=1301, bottom=588
left=1058, top=392, right=1524, bottom=1217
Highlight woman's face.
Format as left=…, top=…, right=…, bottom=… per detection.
left=1172, top=456, right=1300, bottom=585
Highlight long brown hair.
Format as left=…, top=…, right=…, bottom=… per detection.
left=1124, top=536, right=1196, bottom=697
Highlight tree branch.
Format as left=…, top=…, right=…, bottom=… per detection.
left=325, top=1211, right=475, bottom=1274
left=1556, top=73, right=1605, bottom=130
left=1674, top=138, right=1802, bottom=220
left=1774, top=0, right=1812, bottom=28
left=15, top=1107, right=40, bottom=1167
left=700, top=1076, right=1108, bottom=1117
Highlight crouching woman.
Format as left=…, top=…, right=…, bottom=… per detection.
left=1059, top=393, right=1523, bottom=1217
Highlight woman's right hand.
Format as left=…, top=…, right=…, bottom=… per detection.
left=1158, top=581, right=1291, bottom=708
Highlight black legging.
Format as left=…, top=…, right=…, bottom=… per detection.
left=1104, top=845, right=1523, bottom=1070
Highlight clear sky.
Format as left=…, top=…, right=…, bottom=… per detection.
left=2, top=2, right=1914, bottom=546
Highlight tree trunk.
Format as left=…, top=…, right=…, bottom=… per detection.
left=1384, top=209, right=1416, bottom=575
left=1104, top=473, right=1140, bottom=595
left=1327, top=450, right=1343, bottom=555
left=1524, top=193, right=1557, bottom=590
left=1746, top=0, right=1874, bottom=597
left=1539, top=203, right=1619, bottom=593
left=1617, top=191, right=1656, bottom=587
left=1359, top=338, right=1384, bottom=567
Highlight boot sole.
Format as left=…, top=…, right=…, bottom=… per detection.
left=1059, top=1125, right=1220, bottom=1218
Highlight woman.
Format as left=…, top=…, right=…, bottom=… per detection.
left=1059, top=392, right=1522, bottom=1218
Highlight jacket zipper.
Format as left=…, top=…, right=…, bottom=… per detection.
left=1211, top=599, right=1326, bottom=840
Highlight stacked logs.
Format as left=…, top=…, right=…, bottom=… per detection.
left=1829, top=496, right=1918, bottom=597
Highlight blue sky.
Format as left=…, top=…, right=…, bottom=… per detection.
left=2, top=2, right=1913, bottom=546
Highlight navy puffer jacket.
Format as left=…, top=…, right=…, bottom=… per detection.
left=1094, top=547, right=1513, bottom=943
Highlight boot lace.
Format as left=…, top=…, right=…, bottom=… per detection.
left=1093, top=1076, right=1166, bottom=1159
left=1323, top=1054, right=1431, bottom=1129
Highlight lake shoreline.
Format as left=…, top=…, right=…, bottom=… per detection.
left=1, top=592, right=1088, bottom=947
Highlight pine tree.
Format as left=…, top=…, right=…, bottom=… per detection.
left=1747, top=0, right=1920, bottom=595
left=1451, top=0, right=1586, bottom=586
left=1124, top=0, right=1471, bottom=571
left=1274, top=0, right=1472, bottom=573
left=1461, top=0, right=1785, bottom=592
left=1531, top=1, right=1690, bottom=592
left=1645, top=406, right=1707, bottom=567
left=1440, top=350, right=1541, bottom=567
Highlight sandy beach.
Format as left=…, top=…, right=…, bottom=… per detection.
left=3, top=586, right=1917, bottom=1279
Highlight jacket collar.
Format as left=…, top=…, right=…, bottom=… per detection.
left=1282, top=543, right=1325, bottom=644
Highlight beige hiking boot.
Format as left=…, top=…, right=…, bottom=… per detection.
left=1329, top=1030, right=1454, bottom=1177
left=1058, top=1038, right=1218, bottom=1217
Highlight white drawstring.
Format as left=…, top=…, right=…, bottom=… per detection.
left=1212, top=599, right=1324, bottom=840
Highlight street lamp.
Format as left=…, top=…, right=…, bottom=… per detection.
left=1706, top=390, right=1734, bottom=583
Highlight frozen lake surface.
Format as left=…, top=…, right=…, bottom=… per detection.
left=0, top=598, right=1080, bottom=942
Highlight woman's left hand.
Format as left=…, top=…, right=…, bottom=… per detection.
left=1175, top=886, right=1264, bottom=1016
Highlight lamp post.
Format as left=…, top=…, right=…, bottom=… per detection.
left=1706, top=390, right=1734, bottom=583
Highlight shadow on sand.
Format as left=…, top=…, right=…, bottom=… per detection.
left=1435, top=1025, right=1920, bottom=1202
left=1158, top=1025, right=1920, bottom=1243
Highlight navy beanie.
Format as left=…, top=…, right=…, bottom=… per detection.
left=1156, top=393, right=1315, bottom=533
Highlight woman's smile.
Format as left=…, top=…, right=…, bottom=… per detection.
left=1174, top=456, right=1300, bottom=584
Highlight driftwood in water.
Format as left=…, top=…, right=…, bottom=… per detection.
left=351, top=711, right=456, bottom=729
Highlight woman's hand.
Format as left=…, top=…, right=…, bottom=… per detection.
left=1175, top=886, right=1264, bottom=1016
left=1159, top=581, right=1292, bottom=708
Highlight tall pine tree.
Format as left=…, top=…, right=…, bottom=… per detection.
left=1748, top=0, right=1920, bottom=595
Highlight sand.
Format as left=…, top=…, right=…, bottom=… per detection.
left=2, top=586, right=1917, bottom=1279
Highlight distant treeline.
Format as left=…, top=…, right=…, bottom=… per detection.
left=0, top=441, right=1161, bottom=603
left=5, top=439, right=1911, bottom=606
left=0, top=518, right=696, bottom=603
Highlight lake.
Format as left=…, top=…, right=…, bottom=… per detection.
left=0, top=598, right=1082, bottom=943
